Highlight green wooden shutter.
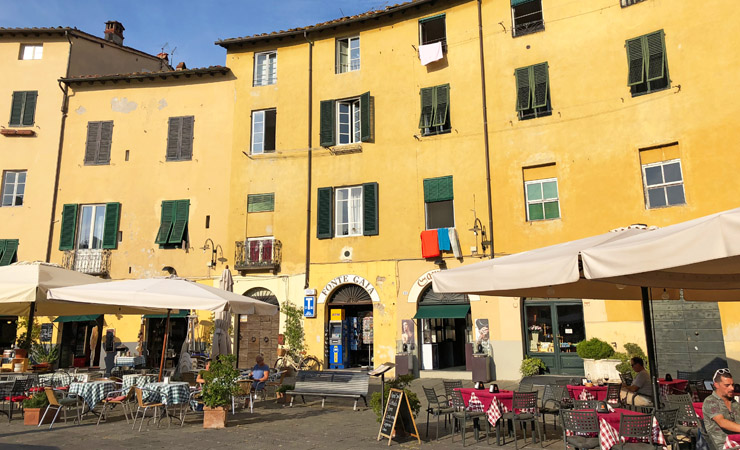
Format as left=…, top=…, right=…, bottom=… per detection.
left=9, top=92, right=24, bottom=126
left=317, top=187, right=333, bottom=239
left=645, top=31, right=666, bottom=82
left=102, top=202, right=120, bottom=249
left=21, top=91, right=37, bottom=126
left=168, top=200, right=190, bottom=244
left=362, top=182, right=379, bottom=236
left=626, top=37, right=645, bottom=86
left=360, top=92, right=371, bottom=142
left=0, top=240, right=18, bottom=266
left=0, top=241, right=6, bottom=263
left=532, top=63, right=549, bottom=108
left=419, top=87, right=435, bottom=129
left=180, top=116, right=194, bottom=160
left=424, top=176, right=453, bottom=203
left=97, top=121, right=113, bottom=164
left=511, top=0, right=536, bottom=6
left=84, top=122, right=101, bottom=164
left=155, top=200, right=175, bottom=244
left=166, top=117, right=182, bottom=160
left=515, top=67, right=531, bottom=111
left=59, top=204, right=78, bottom=250
left=432, top=84, right=449, bottom=127
left=319, top=100, right=336, bottom=147
left=247, top=193, right=275, bottom=212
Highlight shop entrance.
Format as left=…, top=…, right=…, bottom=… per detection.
left=523, top=300, right=585, bottom=375
left=0, top=317, right=17, bottom=351
left=57, top=315, right=103, bottom=368
left=327, top=284, right=373, bottom=369
left=414, top=286, right=471, bottom=371
left=145, top=311, right=188, bottom=370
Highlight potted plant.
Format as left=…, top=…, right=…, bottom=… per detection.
left=22, top=391, right=50, bottom=425
left=201, top=354, right=240, bottom=429
left=520, top=356, right=547, bottom=377
left=576, top=338, right=621, bottom=381
left=276, top=384, right=294, bottom=403
left=369, top=375, right=420, bottom=423
left=30, top=343, right=59, bottom=371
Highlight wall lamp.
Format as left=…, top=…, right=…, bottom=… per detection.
left=469, top=217, right=489, bottom=255
left=200, top=238, right=225, bottom=268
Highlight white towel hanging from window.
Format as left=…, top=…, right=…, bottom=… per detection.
left=449, top=227, right=462, bottom=258
left=419, top=42, right=443, bottom=66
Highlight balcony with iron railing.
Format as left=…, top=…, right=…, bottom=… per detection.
left=234, top=238, right=282, bottom=272
left=62, top=249, right=111, bottom=276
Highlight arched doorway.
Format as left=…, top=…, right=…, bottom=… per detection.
left=236, top=287, right=279, bottom=369
left=327, top=284, right=373, bottom=368
left=414, top=285, right=471, bottom=371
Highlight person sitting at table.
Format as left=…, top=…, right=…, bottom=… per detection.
left=250, top=354, right=270, bottom=392
left=621, top=357, right=653, bottom=406
left=703, top=369, right=740, bottom=450
left=195, top=358, right=211, bottom=386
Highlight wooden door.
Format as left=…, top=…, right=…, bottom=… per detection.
left=237, top=314, right=279, bottom=369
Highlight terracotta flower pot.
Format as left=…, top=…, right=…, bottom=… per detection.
left=203, top=406, right=227, bottom=429
left=24, top=408, right=52, bottom=426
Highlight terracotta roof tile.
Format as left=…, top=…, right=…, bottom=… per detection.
left=61, top=66, right=230, bottom=84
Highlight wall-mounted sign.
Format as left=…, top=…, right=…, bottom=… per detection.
left=304, top=296, right=316, bottom=318
left=40, top=323, right=53, bottom=342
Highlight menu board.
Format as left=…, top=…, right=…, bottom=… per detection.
left=40, top=323, right=53, bottom=342
left=377, top=388, right=420, bottom=445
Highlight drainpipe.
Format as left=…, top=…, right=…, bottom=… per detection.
left=304, top=31, right=314, bottom=289
left=477, top=0, right=495, bottom=259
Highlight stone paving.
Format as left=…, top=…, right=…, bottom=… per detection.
left=0, top=378, right=568, bottom=450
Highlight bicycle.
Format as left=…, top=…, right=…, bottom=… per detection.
left=274, top=349, right=321, bottom=372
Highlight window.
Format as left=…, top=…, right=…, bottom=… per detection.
left=166, top=116, right=194, bottom=161
left=251, top=109, right=276, bottom=154
left=320, top=92, right=372, bottom=147
left=515, top=63, right=551, bottom=120
left=626, top=30, right=669, bottom=96
left=419, top=14, right=447, bottom=52
left=247, top=193, right=275, bottom=212
left=0, top=240, right=19, bottom=266
left=246, top=237, right=276, bottom=264
left=2, top=171, right=26, bottom=207
left=58, top=203, right=121, bottom=250
left=9, top=91, right=37, bottom=127
left=19, top=44, right=42, bottom=60
left=253, top=51, right=277, bottom=86
left=511, top=0, right=545, bottom=37
left=525, top=178, right=560, bottom=221
left=642, top=159, right=685, bottom=209
left=154, top=200, right=190, bottom=246
left=336, top=37, right=360, bottom=73
left=84, top=121, right=114, bottom=165
left=419, top=84, right=450, bottom=136
left=317, top=183, right=378, bottom=239
left=621, top=0, right=646, bottom=7
left=424, top=176, right=454, bottom=229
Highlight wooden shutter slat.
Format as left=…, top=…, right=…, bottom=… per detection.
left=418, top=87, right=435, bottom=128
left=626, top=37, right=645, bottom=86
left=515, top=67, right=531, bottom=111
left=645, top=31, right=665, bottom=82
left=155, top=201, right=175, bottom=244
left=0, top=241, right=6, bottom=263
left=102, top=202, right=120, bottom=249
left=248, top=193, right=274, bottom=212
left=84, top=122, right=101, bottom=164
left=532, top=63, right=549, bottom=108
left=320, top=100, right=336, bottom=147
left=59, top=204, right=78, bottom=250
left=166, top=117, right=181, bottom=160
left=432, top=84, right=449, bottom=127
left=362, top=182, right=379, bottom=236
left=360, top=92, right=371, bottom=142
left=317, top=187, right=333, bottom=239
left=168, top=200, right=189, bottom=244
left=97, top=121, right=113, bottom=164
left=21, top=91, right=37, bottom=126
left=9, top=92, right=24, bottom=126
left=424, top=176, right=453, bottom=202
left=0, top=240, right=18, bottom=266
left=180, top=116, right=194, bottom=160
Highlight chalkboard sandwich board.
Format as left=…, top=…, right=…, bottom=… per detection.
left=377, top=388, right=420, bottom=446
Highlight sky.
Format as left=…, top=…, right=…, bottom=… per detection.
left=0, top=0, right=392, bottom=68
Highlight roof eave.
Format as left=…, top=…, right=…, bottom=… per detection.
left=60, top=66, right=231, bottom=85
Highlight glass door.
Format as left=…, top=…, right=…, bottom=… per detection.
left=524, top=301, right=585, bottom=375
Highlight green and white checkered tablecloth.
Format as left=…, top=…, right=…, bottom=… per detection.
left=144, top=382, right=190, bottom=406
left=122, top=374, right=156, bottom=392
left=68, top=381, right=116, bottom=409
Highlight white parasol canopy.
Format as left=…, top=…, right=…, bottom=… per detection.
left=212, top=266, right=235, bottom=359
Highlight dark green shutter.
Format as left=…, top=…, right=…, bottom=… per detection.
left=180, top=116, right=194, bottom=160
left=645, top=31, right=665, bottom=81
left=432, top=84, right=449, bottom=127
left=626, top=37, right=645, bottom=86
left=97, top=121, right=113, bottom=164
left=155, top=200, right=175, bottom=244
left=419, top=87, right=434, bottom=128
left=424, top=176, right=453, bottom=203
left=511, top=0, right=536, bottom=6
left=362, top=182, right=379, bottom=236
left=168, top=200, right=189, bottom=244
left=102, top=202, right=120, bottom=249
left=84, top=122, right=101, bottom=164
left=317, top=187, right=333, bottom=239
left=531, top=63, right=549, bottom=108
left=360, top=92, right=371, bottom=142
left=59, top=204, right=78, bottom=250
left=21, top=91, right=37, bottom=126
left=515, top=67, right=531, bottom=111
left=9, top=92, right=24, bottom=126
left=319, top=100, right=336, bottom=147
left=0, top=241, right=6, bottom=263
left=166, top=117, right=182, bottom=160
left=247, top=193, right=275, bottom=212
left=0, top=240, right=18, bottom=266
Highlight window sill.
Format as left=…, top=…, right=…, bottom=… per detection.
left=328, top=143, right=362, bottom=155
left=1, top=129, right=35, bottom=137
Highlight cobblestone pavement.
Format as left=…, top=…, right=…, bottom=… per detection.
left=0, top=378, right=566, bottom=450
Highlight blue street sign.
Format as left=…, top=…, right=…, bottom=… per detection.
left=304, top=296, right=316, bottom=318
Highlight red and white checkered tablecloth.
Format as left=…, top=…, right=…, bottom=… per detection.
left=725, top=437, right=740, bottom=449
left=580, top=389, right=595, bottom=401
left=467, top=392, right=485, bottom=412
left=598, top=416, right=667, bottom=450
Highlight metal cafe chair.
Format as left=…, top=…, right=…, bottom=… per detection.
left=39, top=386, right=81, bottom=430
left=3, top=378, right=32, bottom=422
left=501, top=391, right=543, bottom=450
left=443, top=379, right=462, bottom=405
left=560, top=409, right=600, bottom=450
left=573, top=399, right=600, bottom=410
left=654, top=408, right=679, bottom=450
left=540, top=384, right=567, bottom=434
left=132, top=387, right=168, bottom=432
left=607, top=383, right=623, bottom=407
left=422, top=386, right=453, bottom=441
left=449, top=389, right=487, bottom=447
left=614, top=413, right=656, bottom=450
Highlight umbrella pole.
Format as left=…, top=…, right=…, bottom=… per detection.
left=158, top=309, right=171, bottom=382
left=640, top=287, right=660, bottom=407
left=24, top=302, right=36, bottom=349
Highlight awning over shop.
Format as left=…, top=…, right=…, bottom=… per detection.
left=413, top=304, right=470, bottom=319
left=143, top=309, right=189, bottom=319
left=53, top=314, right=101, bottom=323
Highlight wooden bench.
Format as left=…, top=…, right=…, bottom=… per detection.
left=287, top=370, right=369, bottom=410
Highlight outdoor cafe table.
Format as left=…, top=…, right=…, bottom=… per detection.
left=68, top=380, right=116, bottom=411
left=144, top=381, right=191, bottom=406
left=568, top=384, right=608, bottom=401
left=457, top=388, right=516, bottom=433
left=114, top=355, right=145, bottom=367
left=122, top=374, right=156, bottom=392
left=658, top=378, right=689, bottom=398
left=590, top=407, right=667, bottom=450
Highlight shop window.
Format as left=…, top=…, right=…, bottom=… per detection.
left=515, top=62, right=551, bottom=120
left=423, top=176, right=454, bottom=229
left=154, top=199, right=189, bottom=247
left=511, top=0, right=545, bottom=37
left=165, top=116, right=194, bottom=161
left=418, top=84, right=450, bottom=136
left=251, top=109, right=276, bottom=154
left=2, top=170, right=26, bottom=207
left=419, top=14, right=447, bottom=52
left=336, top=36, right=360, bottom=73
left=626, top=30, right=669, bottom=97
left=254, top=51, right=277, bottom=86
left=317, top=183, right=378, bottom=239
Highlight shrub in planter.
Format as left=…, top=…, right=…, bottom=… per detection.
left=615, top=343, right=649, bottom=376
left=276, top=384, right=294, bottom=403
left=22, top=392, right=50, bottom=426
left=370, top=375, right=420, bottom=423
left=201, top=354, right=240, bottom=428
left=576, top=338, right=615, bottom=360
left=520, top=356, right=546, bottom=377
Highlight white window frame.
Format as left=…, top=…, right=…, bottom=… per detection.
left=525, top=177, right=560, bottom=221
left=335, top=186, right=363, bottom=237
left=1, top=170, right=26, bottom=207
left=336, top=36, right=360, bottom=73
left=19, top=44, right=42, bottom=60
left=253, top=51, right=277, bottom=86
left=336, top=98, right=361, bottom=145
left=246, top=236, right=275, bottom=263
left=251, top=109, right=276, bottom=154
left=641, top=159, right=686, bottom=209
left=77, top=204, right=107, bottom=250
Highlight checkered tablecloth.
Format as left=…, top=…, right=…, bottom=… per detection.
left=122, top=374, right=156, bottom=392
left=598, top=415, right=667, bottom=450
left=68, top=381, right=116, bottom=409
left=144, top=382, right=190, bottom=406
left=115, top=356, right=145, bottom=367
left=725, top=437, right=740, bottom=449
left=464, top=391, right=537, bottom=428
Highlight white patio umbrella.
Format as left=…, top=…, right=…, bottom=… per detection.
left=212, top=266, right=235, bottom=359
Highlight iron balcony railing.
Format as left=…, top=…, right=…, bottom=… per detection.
left=62, top=249, right=111, bottom=275
left=234, top=238, right=282, bottom=271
